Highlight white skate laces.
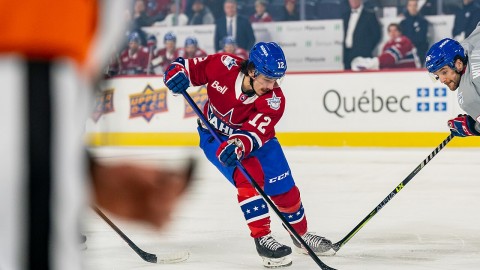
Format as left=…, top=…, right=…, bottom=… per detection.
left=291, top=232, right=333, bottom=254
left=259, top=235, right=284, bottom=251
left=254, top=234, right=292, bottom=268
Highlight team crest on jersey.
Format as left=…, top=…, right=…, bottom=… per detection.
left=266, top=92, right=281, bottom=110
left=457, top=91, right=464, bottom=105
left=129, top=84, right=168, bottom=122
left=184, top=86, right=208, bottom=118
left=91, top=89, right=114, bottom=122
left=221, top=55, right=238, bottom=70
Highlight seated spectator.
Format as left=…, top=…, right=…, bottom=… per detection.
left=177, top=37, right=208, bottom=59
left=124, top=8, right=148, bottom=48
left=133, top=0, right=156, bottom=27
left=452, top=0, right=480, bottom=41
left=351, top=23, right=420, bottom=71
left=249, top=0, right=273, bottom=22
left=154, top=1, right=189, bottom=26
left=400, top=0, right=430, bottom=67
left=204, top=0, right=226, bottom=19
left=145, top=0, right=178, bottom=19
left=119, top=33, right=150, bottom=75
left=188, top=0, right=215, bottom=25
left=151, top=32, right=179, bottom=74
left=218, top=36, right=249, bottom=59
left=277, top=0, right=299, bottom=21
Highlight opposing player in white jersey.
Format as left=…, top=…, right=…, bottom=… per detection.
left=425, top=23, right=480, bottom=137
left=163, top=42, right=332, bottom=267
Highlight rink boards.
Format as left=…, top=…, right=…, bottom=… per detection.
left=86, top=71, right=479, bottom=147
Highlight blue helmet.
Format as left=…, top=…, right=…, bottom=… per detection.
left=147, top=34, right=157, bottom=43
left=425, top=38, right=466, bottom=73
left=147, top=35, right=157, bottom=48
left=128, top=32, right=141, bottom=43
left=184, top=37, right=198, bottom=47
left=249, top=42, right=287, bottom=79
left=223, top=36, right=236, bottom=46
left=164, top=32, right=176, bottom=43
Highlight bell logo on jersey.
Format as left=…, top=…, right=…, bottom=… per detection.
left=221, top=55, right=238, bottom=70
left=193, top=57, right=207, bottom=65
left=211, top=80, right=228, bottom=94
left=266, top=92, right=281, bottom=110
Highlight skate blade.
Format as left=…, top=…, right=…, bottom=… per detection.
left=261, top=255, right=293, bottom=268
left=294, top=246, right=336, bottom=257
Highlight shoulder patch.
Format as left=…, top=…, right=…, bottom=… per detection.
left=266, top=92, right=281, bottom=110
left=457, top=91, right=464, bottom=105
left=221, top=55, right=238, bottom=70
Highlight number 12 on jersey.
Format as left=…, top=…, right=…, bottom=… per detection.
left=248, top=113, right=271, bottom=134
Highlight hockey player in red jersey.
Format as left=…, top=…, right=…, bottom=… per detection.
left=351, top=23, right=420, bottom=71
left=152, top=31, right=179, bottom=74
left=218, top=36, right=249, bottom=59
left=119, top=32, right=150, bottom=74
left=163, top=42, right=332, bottom=267
left=177, top=37, right=208, bottom=59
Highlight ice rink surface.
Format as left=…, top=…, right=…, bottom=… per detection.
left=83, top=145, right=480, bottom=270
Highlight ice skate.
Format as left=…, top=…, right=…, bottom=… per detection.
left=290, top=232, right=333, bottom=255
left=254, top=234, right=292, bottom=268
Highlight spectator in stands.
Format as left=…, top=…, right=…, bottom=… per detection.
left=351, top=23, right=420, bottom=71
left=342, top=0, right=381, bottom=70
left=202, top=0, right=226, bottom=19
left=177, top=37, right=209, bottom=59
left=124, top=8, right=148, bottom=47
left=119, top=32, right=150, bottom=75
left=188, top=0, right=215, bottom=25
left=154, top=32, right=179, bottom=74
left=400, top=0, right=430, bottom=67
left=277, top=0, right=299, bottom=21
left=250, top=0, right=273, bottom=22
left=218, top=36, right=249, bottom=59
left=154, top=1, right=189, bottom=26
left=452, top=0, right=480, bottom=41
left=145, top=0, right=183, bottom=19
left=214, top=0, right=255, bottom=52
left=132, top=0, right=156, bottom=27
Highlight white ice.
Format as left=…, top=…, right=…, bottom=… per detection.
left=83, top=146, right=480, bottom=270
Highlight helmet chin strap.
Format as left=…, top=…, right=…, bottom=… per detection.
left=241, top=74, right=256, bottom=97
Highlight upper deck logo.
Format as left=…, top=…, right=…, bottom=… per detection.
left=184, top=86, right=208, bottom=118
left=91, top=89, right=114, bottom=122
left=129, top=84, right=168, bottom=122
left=266, top=92, right=281, bottom=110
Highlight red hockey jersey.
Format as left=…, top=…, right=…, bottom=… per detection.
left=185, top=53, right=285, bottom=148
left=378, top=36, right=419, bottom=69
left=119, top=46, right=150, bottom=74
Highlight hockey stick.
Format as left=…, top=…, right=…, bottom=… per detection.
left=332, top=134, right=454, bottom=252
left=182, top=91, right=336, bottom=270
left=94, top=206, right=189, bottom=264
